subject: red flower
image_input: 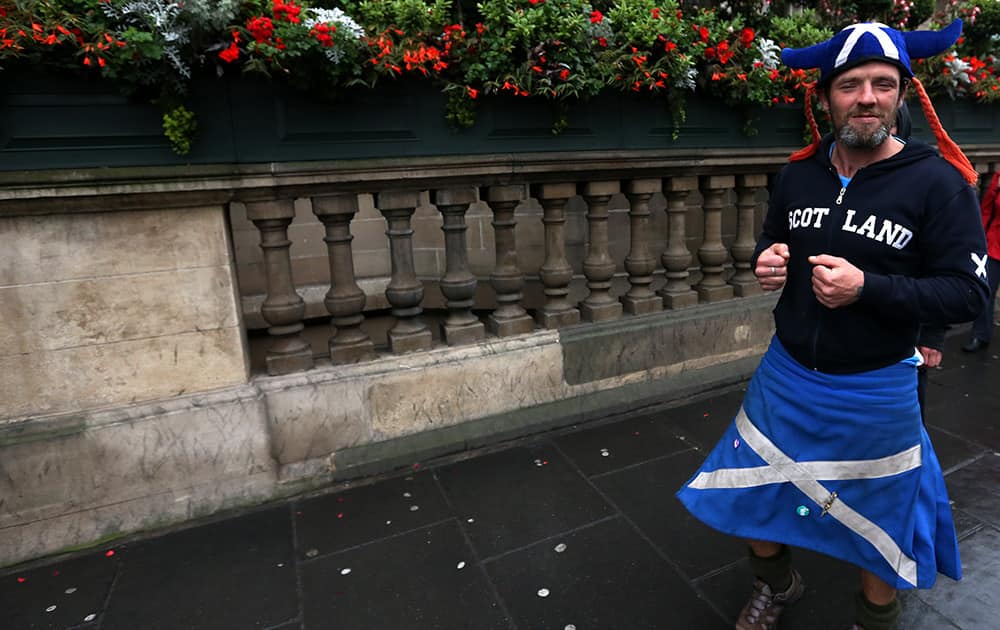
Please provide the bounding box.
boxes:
[740,27,755,48]
[247,16,274,44]
[529,0,544,5]
[476,22,485,35]
[651,8,661,19]
[664,41,677,53]
[467,87,479,99]
[704,47,715,59]
[559,68,570,80]
[590,10,603,23]
[717,41,734,64]
[272,0,301,23]
[698,26,709,43]
[597,36,607,48]
[531,65,543,73]
[218,42,240,63]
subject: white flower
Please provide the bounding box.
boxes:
[755,37,781,71]
[304,7,366,64]
[305,8,366,40]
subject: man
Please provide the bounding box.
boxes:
[960,169,1000,353]
[676,19,989,630]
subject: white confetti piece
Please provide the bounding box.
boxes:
[467,518,475,523]
[64,587,77,594]
[565,625,577,630]
[84,614,96,622]
[276,563,284,568]
[46,605,56,613]
[341,568,352,576]
[537,588,550,597]
[403,492,412,498]
[534,459,543,467]
[305,549,319,558]
[600,448,610,457]
[554,543,567,553]
[409,505,420,512]
[386,520,392,525]
[456,561,466,569]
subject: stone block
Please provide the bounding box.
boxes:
[1,327,247,420]
[0,386,277,566]
[0,266,239,355]
[0,207,230,286]
[368,333,564,441]
[258,371,371,465]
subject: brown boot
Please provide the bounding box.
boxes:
[735,569,804,630]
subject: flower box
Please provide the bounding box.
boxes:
[2,73,995,173]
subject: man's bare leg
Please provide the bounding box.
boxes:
[854,569,900,629]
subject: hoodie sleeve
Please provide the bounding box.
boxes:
[751,170,790,268]
[858,180,989,325]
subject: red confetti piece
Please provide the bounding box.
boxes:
[16,577,25,583]
[633,431,641,436]
[703,412,710,417]
[542,460,549,465]
[337,513,344,519]
[105,550,115,557]
[412,463,421,470]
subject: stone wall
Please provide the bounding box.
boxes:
[0,206,248,420]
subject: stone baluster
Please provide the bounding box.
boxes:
[621,179,663,315]
[376,191,432,353]
[433,187,485,345]
[532,182,581,328]
[696,175,736,302]
[580,180,623,322]
[244,198,314,375]
[659,176,699,309]
[485,185,535,337]
[730,174,767,297]
[311,193,375,364]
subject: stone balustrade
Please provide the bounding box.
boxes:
[3,146,999,568]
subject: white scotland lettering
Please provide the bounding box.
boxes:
[840,210,912,249]
[972,252,988,280]
[788,207,831,229]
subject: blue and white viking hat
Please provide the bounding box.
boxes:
[781,18,977,186]
[782,19,964,86]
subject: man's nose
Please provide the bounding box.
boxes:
[857,81,877,105]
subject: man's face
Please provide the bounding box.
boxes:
[822,62,904,150]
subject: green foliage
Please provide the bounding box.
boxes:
[3,0,998,151]
[768,10,834,50]
[162,104,197,155]
[961,1,1000,57]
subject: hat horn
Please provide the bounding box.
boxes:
[781,40,831,70]
[902,19,963,60]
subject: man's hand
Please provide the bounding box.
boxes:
[755,243,790,291]
[918,346,943,369]
[808,254,865,309]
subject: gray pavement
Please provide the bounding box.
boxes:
[2,332,998,629]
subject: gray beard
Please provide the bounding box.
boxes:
[838,122,890,150]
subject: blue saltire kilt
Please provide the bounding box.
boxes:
[676,337,960,589]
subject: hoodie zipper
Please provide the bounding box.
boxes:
[811,167,845,369]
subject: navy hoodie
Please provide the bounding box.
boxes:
[753,135,989,374]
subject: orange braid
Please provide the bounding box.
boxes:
[789,83,822,162]
[911,77,979,186]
